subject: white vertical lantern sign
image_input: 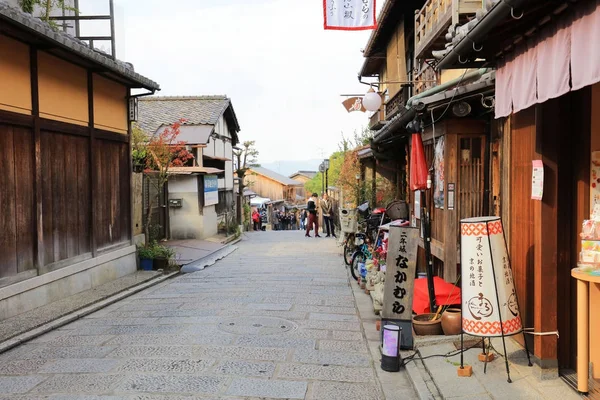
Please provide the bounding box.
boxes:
[459,216,532,382]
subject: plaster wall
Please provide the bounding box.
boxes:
[0,246,136,321]
[0,34,31,115]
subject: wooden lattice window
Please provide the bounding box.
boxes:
[458,136,486,220]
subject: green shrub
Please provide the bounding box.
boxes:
[137,245,156,259]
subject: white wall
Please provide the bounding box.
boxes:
[225,141,234,190]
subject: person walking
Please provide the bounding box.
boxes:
[305,193,320,237]
[300,209,306,230]
[272,209,280,231]
[252,209,261,231]
[291,212,298,230]
[320,193,336,238]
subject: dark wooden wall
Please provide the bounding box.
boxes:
[94,139,131,249]
[0,124,35,278]
[41,131,91,265]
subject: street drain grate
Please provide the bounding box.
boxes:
[218,317,298,335]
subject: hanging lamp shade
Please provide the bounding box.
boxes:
[410,133,428,191]
[363,89,382,112]
[460,216,523,337]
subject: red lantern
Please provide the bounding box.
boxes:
[410,133,428,191]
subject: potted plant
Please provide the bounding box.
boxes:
[132,148,147,173]
[137,245,155,271]
[153,244,175,270]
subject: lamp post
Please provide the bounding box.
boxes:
[319,162,325,195]
[323,159,330,195]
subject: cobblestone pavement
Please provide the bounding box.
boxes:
[0,231,416,399]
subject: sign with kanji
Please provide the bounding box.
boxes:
[342,97,367,113]
[460,217,523,337]
[382,226,418,320]
[323,0,377,31]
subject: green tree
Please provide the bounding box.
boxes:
[233,141,260,225]
[20,0,78,28]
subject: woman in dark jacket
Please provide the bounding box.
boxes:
[305,193,321,237]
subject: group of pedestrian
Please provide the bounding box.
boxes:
[305,192,336,238]
[271,210,300,231]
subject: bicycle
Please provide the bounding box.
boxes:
[350,232,372,281]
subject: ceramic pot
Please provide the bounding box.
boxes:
[413,313,443,336]
[441,308,462,335]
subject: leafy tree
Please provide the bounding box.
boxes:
[233,141,260,225]
[20,0,78,28]
[143,119,193,243]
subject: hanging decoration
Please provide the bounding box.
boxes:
[410,133,428,191]
[433,136,445,209]
[323,0,377,31]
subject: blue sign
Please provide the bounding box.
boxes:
[204,175,219,206]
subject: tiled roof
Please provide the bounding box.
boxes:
[250,167,303,186]
[290,171,317,179]
[0,1,159,90]
[137,96,238,135]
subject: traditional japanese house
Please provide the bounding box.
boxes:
[289,170,317,200]
[432,0,600,385]
[245,167,303,203]
[0,3,159,320]
[360,0,492,283]
[137,96,241,240]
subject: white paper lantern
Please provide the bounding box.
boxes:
[460,216,523,337]
[363,90,382,112]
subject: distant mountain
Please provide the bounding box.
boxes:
[259,159,323,177]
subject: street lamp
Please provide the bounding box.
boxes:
[362,87,382,112]
[323,159,330,195]
[319,162,325,195]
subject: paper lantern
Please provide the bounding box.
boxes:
[381,325,402,372]
[362,90,382,112]
[460,217,523,337]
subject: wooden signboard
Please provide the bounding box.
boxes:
[382,225,419,349]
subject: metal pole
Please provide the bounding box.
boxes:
[321,171,325,195]
[109,0,116,59]
[422,194,437,314]
[325,169,329,195]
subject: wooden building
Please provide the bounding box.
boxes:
[430,0,600,382]
[289,170,316,200]
[0,3,159,320]
[137,96,241,240]
[246,167,303,203]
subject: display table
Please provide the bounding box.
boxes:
[572,267,600,393]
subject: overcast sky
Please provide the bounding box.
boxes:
[95,0,382,163]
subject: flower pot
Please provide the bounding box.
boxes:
[413,313,443,336]
[133,163,144,173]
[441,308,462,335]
[140,258,153,271]
[153,257,169,270]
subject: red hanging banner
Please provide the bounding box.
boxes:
[410,133,428,191]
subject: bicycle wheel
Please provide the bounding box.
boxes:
[343,234,355,265]
[350,251,365,281]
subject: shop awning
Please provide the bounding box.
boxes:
[495,1,600,118]
[168,167,224,175]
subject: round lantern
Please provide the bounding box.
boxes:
[362,89,382,112]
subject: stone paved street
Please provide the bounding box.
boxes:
[0,231,416,399]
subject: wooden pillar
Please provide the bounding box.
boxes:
[30,46,43,272]
[577,278,589,393]
[127,92,134,246]
[533,103,558,364]
[371,159,377,207]
[443,133,458,282]
[88,72,97,256]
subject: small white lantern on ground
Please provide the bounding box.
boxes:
[381,324,402,372]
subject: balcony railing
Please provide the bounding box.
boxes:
[385,86,410,120]
[368,108,386,131]
[414,62,440,95]
[414,0,481,60]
